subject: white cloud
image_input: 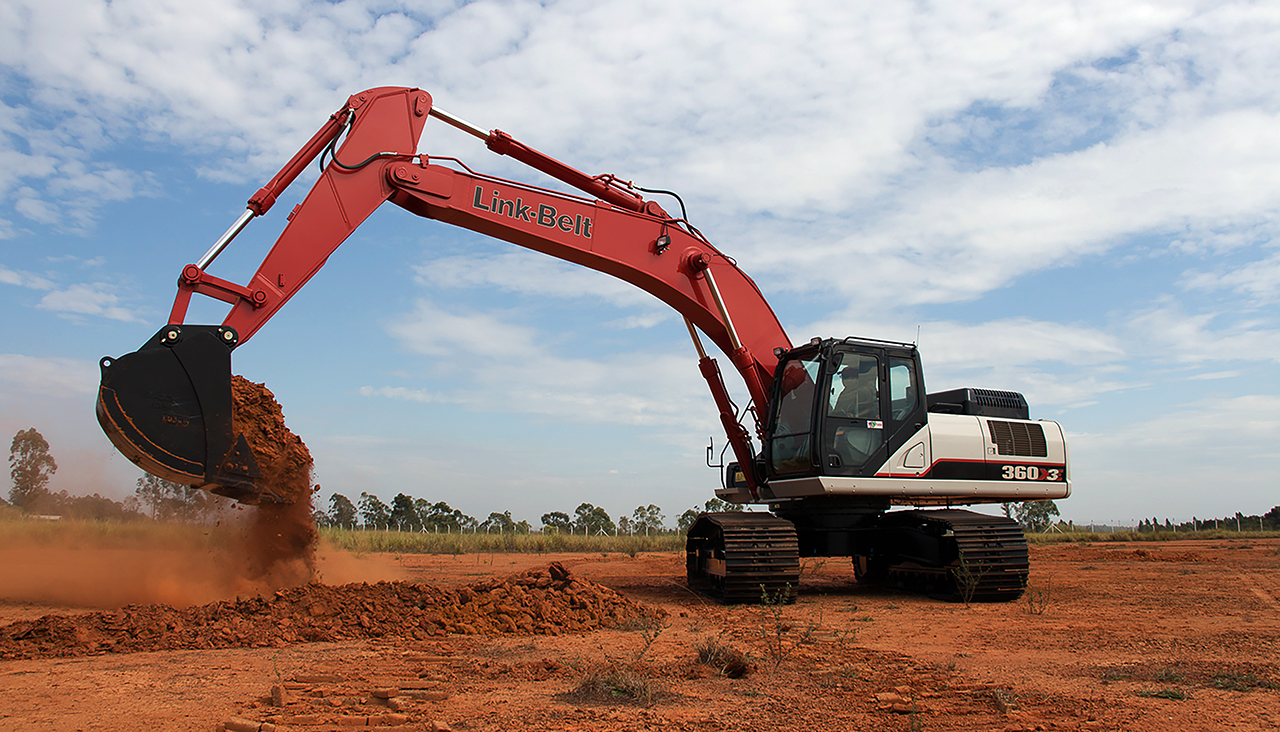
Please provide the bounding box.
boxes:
[3,0,1274,313]
[383,298,715,431]
[796,312,1133,408]
[358,385,453,404]
[2,263,145,323]
[0,354,98,397]
[1186,371,1240,381]
[0,0,1224,232]
[0,265,56,290]
[752,108,1280,306]
[1092,395,1280,451]
[36,283,144,322]
[1066,395,1280,520]
[13,189,60,224]
[413,250,656,310]
[1181,248,1280,305]
[1124,300,1280,365]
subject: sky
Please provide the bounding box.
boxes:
[1,0,1278,528]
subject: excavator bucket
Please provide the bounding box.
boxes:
[96,324,272,505]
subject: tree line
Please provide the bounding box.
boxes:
[10,428,1278,536]
[4,427,232,523]
[1135,509,1280,533]
[3,427,141,521]
[314,491,747,535]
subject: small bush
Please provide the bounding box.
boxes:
[571,664,659,706]
[1024,578,1051,615]
[695,637,751,678]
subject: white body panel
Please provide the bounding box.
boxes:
[719,414,1071,507]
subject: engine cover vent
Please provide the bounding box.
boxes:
[987,420,1048,458]
[927,387,1029,420]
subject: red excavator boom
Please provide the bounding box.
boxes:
[97,86,789,503]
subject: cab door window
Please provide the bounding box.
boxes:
[769,356,821,475]
[829,354,880,419]
[887,357,920,424]
[824,352,884,470]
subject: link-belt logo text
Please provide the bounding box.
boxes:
[472,186,593,238]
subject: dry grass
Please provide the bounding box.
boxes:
[320,527,683,555]
[1028,529,1280,545]
[0,511,685,556]
[0,509,234,552]
[695,636,752,678]
[568,664,661,706]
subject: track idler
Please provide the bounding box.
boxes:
[96,324,269,505]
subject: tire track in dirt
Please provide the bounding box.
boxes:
[1236,573,1280,613]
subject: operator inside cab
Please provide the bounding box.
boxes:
[827,354,882,468]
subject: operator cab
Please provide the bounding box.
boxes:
[764,338,927,480]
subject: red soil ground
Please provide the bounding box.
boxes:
[1,539,1278,731]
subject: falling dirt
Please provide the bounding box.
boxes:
[230,375,318,589]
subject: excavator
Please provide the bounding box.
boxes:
[96,86,1069,604]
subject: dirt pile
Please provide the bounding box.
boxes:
[230,375,317,588]
[0,563,660,660]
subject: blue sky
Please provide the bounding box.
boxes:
[2,0,1278,527]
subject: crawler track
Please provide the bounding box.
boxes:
[879,509,1029,602]
[686,513,800,604]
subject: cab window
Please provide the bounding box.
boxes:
[828,353,879,419]
[888,357,919,423]
[823,351,883,470]
[769,356,820,474]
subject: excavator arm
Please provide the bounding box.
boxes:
[97,86,791,503]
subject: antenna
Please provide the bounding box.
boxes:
[915,324,921,346]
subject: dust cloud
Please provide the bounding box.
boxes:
[0,376,376,615]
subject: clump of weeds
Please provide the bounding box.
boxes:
[950,556,986,606]
[1136,687,1189,700]
[1153,666,1184,684]
[796,601,826,645]
[695,636,752,678]
[564,614,671,706]
[757,584,796,675]
[569,664,659,706]
[620,615,668,664]
[801,557,828,576]
[1213,671,1279,692]
[1024,578,1052,615]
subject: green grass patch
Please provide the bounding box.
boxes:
[1213,672,1280,692]
[1136,688,1189,700]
